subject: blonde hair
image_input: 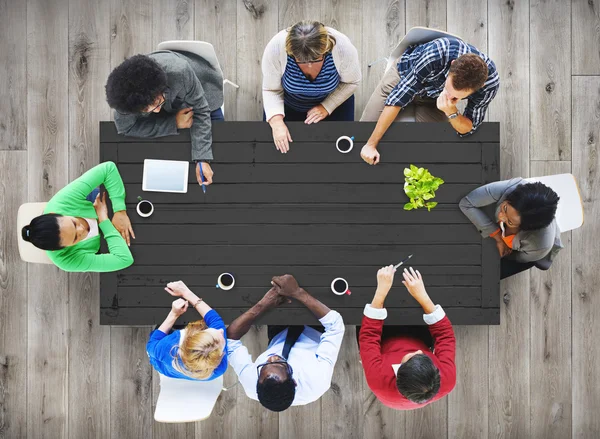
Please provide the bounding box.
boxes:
[285,21,336,62]
[171,320,224,380]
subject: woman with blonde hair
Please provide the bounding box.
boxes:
[146,281,227,380]
[262,20,361,153]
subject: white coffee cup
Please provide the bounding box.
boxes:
[336,136,354,154]
[216,272,235,290]
[331,277,351,295]
[136,199,154,217]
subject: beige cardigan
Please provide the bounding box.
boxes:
[261,27,362,121]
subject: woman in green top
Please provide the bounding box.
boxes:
[21,161,135,272]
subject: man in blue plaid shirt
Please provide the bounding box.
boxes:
[360,37,500,165]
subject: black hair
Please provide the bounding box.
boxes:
[505,182,559,231]
[256,376,296,412]
[21,213,64,251]
[105,54,168,114]
[396,354,440,404]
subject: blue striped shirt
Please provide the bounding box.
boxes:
[282,53,340,112]
[386,37,500,135]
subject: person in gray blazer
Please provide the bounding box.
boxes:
[105,51,224,187]
[459,178,562,279]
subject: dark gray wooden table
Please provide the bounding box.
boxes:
[99,121,500,325]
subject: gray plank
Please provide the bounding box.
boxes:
[105,286,482,309]
[67,0,112,437]
[110,328,154,439]
[117,265,482,287]
[115,141,485,164]
[447,0,487,48]
[128,224,480,244]
[26,0,70,437]
[530,0,571,160]
[362,388,405,439]
[195,0,237,119]
[194,367,238,439]
[487,0,532,437]
[100,119,501,142]
[0,152,28,439]
[321,326,363,439]
[572,76,600,437]
[101,307,500,326]
[128,244,481,266]
[0,0,27,150]
[529,160,572,439]
[404,398,448,439]
[110,0,153,65]
[572,0,600,75]
[448,326,488,438]
[406,0,446,30]
[278,0,320,29]
[235,0,278,120]
[124,204,471,225]
[361,0,404,123]
[279,403,321,439]
[152,0,194,48]
[122,183,481,204]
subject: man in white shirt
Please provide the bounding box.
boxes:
[226,274,345,412]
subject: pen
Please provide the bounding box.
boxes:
[394,254,413,269]
[197,162,207,194]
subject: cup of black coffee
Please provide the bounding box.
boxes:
[336,135,354,154]
[216,272,235,290]
[331,277,351,295]
[136,199,154,218]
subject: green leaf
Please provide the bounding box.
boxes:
[404,202,414,210]
[410,164,418,173]
[422,193,434,200]
[404,168,412,178]
[426,201,438,211]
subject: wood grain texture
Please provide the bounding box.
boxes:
[487,1,531,437]
[321,326,363,439]
[236,0,278,120]
[530,0,571,160]
[110,0,153,65]
[321,0,364,117]
[447,0,486,48]
[195,0,237,119]
[529,160,572,439]
[153,0,194,48]
[572,76,600,438]
[26,0,70,437]
[194,367,238,439]
[110,327,154,439]
[0,152,28,439]
[406,0,446,30]
[572,0,600,75]
[361,0,405,119]
[448,326,488,438]
[67,1,112,437]
[0,0,27,150]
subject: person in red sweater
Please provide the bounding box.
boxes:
[359,265,456,410]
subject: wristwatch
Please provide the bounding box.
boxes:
[447,111,460,120]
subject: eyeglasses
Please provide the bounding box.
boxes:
[257,359,294,377]
[142,95,166,114]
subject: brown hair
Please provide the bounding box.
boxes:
[285,21,336,62]
[448,53,488,91]
[171,320,224,380]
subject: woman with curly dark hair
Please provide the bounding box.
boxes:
[459,179,562,279]
[105,51,224,187]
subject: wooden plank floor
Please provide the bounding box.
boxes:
[0,0,598,437]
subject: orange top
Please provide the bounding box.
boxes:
[490,228,515,248]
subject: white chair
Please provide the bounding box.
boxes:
[369,26,463,73]
[17,202,53,264]
[525,173,584,232]
[154,373,224,423]
[157,40,239,117]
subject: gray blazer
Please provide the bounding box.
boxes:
[459,178,563,265]
[113,50,224,162]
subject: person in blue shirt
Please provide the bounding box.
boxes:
[146,281,227,381]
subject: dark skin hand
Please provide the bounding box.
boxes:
[271,274,330,319]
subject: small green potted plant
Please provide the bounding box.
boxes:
[403,164,444,211]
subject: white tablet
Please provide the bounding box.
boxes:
[142,159,189,193]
